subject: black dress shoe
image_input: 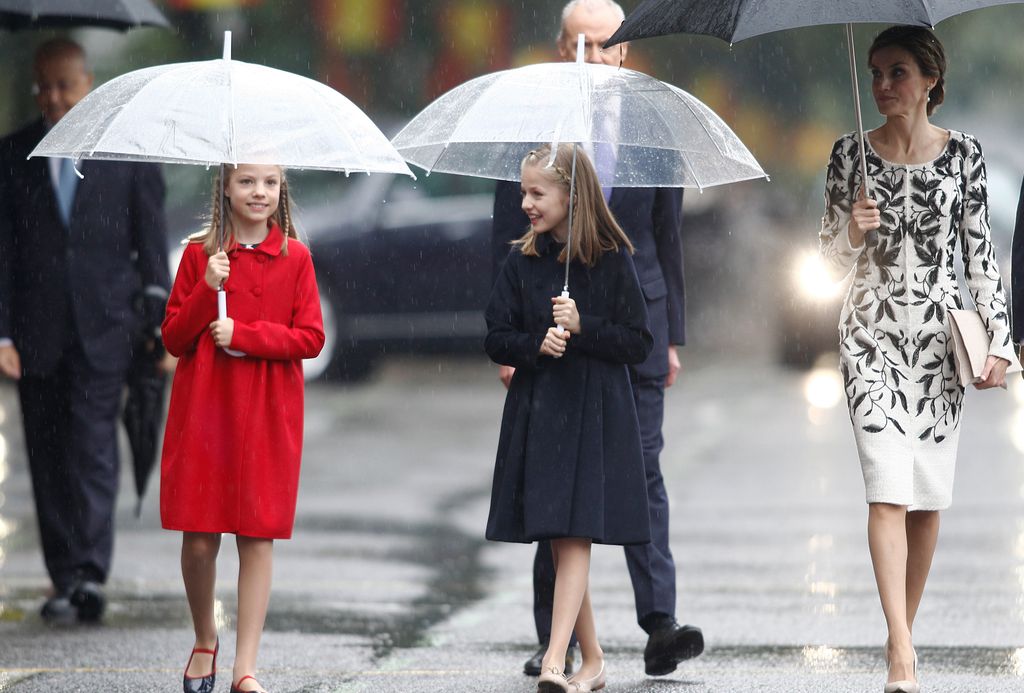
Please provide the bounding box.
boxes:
[644,620,704,676]
[40,593,77,625]
[524,643,576,677]
[70,581,106,622]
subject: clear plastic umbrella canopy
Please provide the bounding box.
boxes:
[391,45,766,189]
[32,32,413,177]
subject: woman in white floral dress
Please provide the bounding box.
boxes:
[819,26,1015,693]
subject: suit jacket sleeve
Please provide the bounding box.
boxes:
[572,251,654,365]
[653,186,686,345]
[162,243,219,356]
[491,179,528,286]
[230,250,326,360]
[1012,175,1024,344]
[484,253,545,369]
[130,163,171,335]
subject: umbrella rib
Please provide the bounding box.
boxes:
[302,79,370,173]
[90,68,173,158]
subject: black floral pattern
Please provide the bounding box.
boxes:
[819,131,1014,453]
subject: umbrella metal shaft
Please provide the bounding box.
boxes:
[846,23,870,197]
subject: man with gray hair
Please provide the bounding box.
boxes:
[0,38,169,624]
[491,0,703,679]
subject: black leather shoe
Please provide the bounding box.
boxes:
[40,593,77,625]
[70,581,106,622]
[524,643,576,677]
[644,620,704,676]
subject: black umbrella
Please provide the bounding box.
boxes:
[123,344,167,517]
[0,0,170,31]
[605,0,1024,191]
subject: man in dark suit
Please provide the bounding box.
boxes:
[1012,177,1024,350]
[0,38,169,623]
[491,0,703,678]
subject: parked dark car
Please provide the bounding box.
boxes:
[298,171,497,380]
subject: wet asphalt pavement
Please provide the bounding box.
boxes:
[2,353,1024,692]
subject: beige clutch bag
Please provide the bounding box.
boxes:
[948,309,1022,387]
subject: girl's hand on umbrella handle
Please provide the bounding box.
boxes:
[209,318,234,348]
[551,296,580,334]
[205,251,230,290]
[849,188,880,247]
[540,326,570,358]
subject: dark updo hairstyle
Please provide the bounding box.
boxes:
[868,25,947,116]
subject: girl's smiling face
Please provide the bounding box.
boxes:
[869,46,934,118]
[520,162,570,241]
[225,164,282,226]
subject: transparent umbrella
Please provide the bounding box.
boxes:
[32,31,413,353]
[392,35,766,312]
[392,36,765,191]
[32,31,412,176]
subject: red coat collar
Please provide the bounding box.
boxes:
[230,222,286,257]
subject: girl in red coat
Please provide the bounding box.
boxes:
[160,163,325,693]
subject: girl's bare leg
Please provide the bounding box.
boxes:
[868,503,915,683]
[570,586,604,680]
[181,532,221,677]
[232,536,274,691]
[542,538,592,674]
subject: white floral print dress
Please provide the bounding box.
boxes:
[819,130,1015,511]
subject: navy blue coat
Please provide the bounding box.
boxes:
[1011,175,1024,343]
[493,180,684,379]
[485,234,653,545]
[0,119,169,376]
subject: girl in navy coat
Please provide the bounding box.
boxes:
[486,143,653,693]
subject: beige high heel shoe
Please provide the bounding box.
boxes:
[884,648,919,693]
[568,659,606,691]
[537,666,570,693]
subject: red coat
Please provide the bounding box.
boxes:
[160,224,325,539]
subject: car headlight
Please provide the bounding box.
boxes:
[794,251,844,301]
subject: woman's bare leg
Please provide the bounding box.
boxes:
[868,503,915,683]
[905,510,940,630]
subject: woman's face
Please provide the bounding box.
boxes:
[225,164,282,226]
[520,162,570,241]
[869,46,935,118]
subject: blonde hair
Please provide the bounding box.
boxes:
[513,143,633,267]
[190,165,298,255]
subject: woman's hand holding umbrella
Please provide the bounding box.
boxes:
[849,188,881,247]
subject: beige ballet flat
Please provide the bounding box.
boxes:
[537,666,570,693]
[568,659,606,691]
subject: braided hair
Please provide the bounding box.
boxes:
[192,165,299,256]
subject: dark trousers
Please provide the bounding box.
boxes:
[533,374,676,642]
[18,341,125,592]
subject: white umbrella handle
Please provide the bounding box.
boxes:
[217,289,246,357]
[845,23,875,246]
[555,289,570,336]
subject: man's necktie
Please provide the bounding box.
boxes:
[56,158,78,226]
